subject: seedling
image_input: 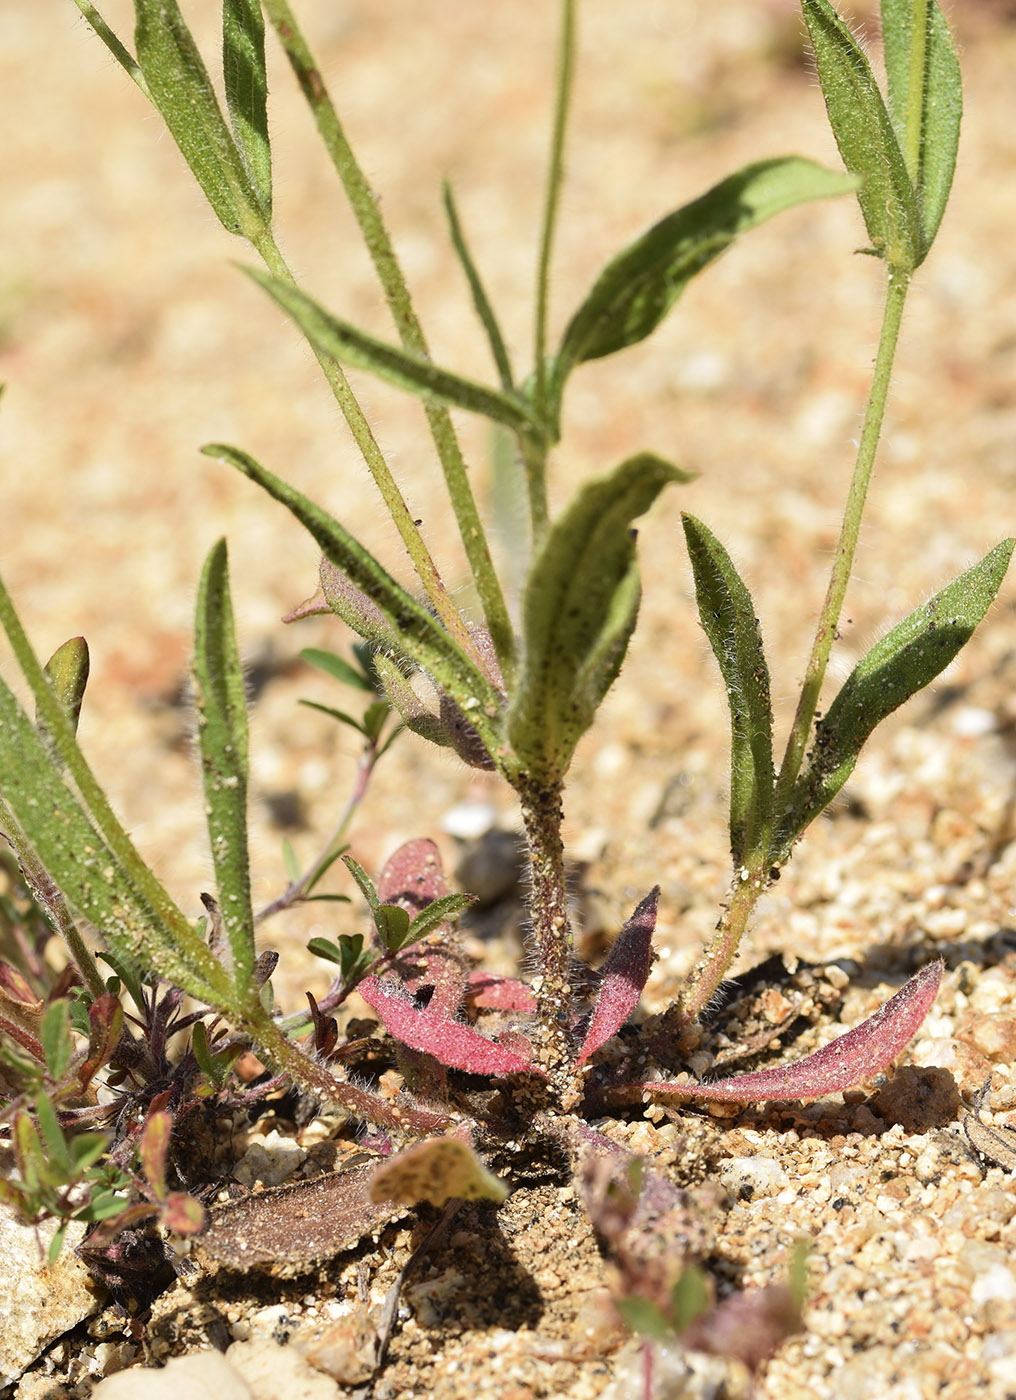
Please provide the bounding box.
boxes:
[0,0,1007,1373]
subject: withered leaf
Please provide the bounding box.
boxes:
[962,1081,1016,1174]
[198,1163,409,1274]
[369,1136,508,1208]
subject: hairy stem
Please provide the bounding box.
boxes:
[670,860,766,1027]
[520,779,574,1075]
[261,0,516,680]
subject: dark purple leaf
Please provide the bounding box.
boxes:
[576,888,659,1064]
[638,961,942,1103]
[360,975,542,1077]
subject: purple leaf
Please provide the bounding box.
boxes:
[683,1282,801,1374]
[466,971,537,1013]
[360,975,543,1077]
[576,888,659,1065]
[638,960,942,1103]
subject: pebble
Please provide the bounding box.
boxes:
[0,1212,98,1389]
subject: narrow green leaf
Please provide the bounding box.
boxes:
[222,0,272,220]
[442,180,515,391]
[298,699,368,735]
[48,1221,69,1266]
[882,0,961,259]
[69,1132,110,1172]
[615,1295,674,1342]
[71,1,148,91]
[35,1091,72,1177]
[509,452,690,782]
[240,266,542,436]
[95,950,146,1016]
[682,514,775,864]
[341,854,411,950]
[552,157,857,393]
[40,1000,73,1082]
[780,539,1014,855]
[194,540,254,989]
[205,443,506,765]
[301,647,374,692]
[802,0,919,270]
[14,1111,46,1192]
[405,892,476,942]
[134,0,264,237]
[42,638,89,736]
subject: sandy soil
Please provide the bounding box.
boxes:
[4,2,1016,1397]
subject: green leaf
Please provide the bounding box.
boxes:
[133,0,265,238]
[191,1020,216,1083]
[301,647,374,693]
[340,855,410,950]
[222,0,272,220]
[307,932,367,981]
[881,0,962,259]
[71,2,148,91]
[614,1295,674,1342]
[40,1000,73,1082]
[406,892,476,942]
[779,539,1014,856]
[205,442,507,765]
[552,157,857,395]
[281,837,302,884]
[682,514,775,865]
[298,699,367,735]
[508,452,690,783]
[670,1264,711,1332]
[239,267,542,437]
[95,950,146,1016]
[47,1221,69,1265]
[194,540,254,990]
[802,0,919,270]
[42,638,89,736]
[442,180,515,391]
[35,1091,72,1177]
[69,1132,110,1173]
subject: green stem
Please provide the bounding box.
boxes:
[533,0,577,436]
[772,268,911,819]
[520,433,550,542]
[672,863,765,1026]
[251,229,479,665]
[261,0,516,680]
[903,0,930,184]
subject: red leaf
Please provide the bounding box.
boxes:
[638,961,942,1103]
[0,961,40,1009]
[360,975,543,1077]
[377,838,447,913]
[576,888,659,1065]
[466,972,537,1013]
[139,1109,172,1200]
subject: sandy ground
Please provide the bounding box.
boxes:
[5,2,1016,1396]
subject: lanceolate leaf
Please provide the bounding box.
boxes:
[803,0,919,270]
[205,442,507,763]
[41,638,89,735]
[637,961,942,1103]
[134,0,264,238]
[683,515,774,865]
[222,0,272,220]
[509,452,689,783]
[576,888,659,1065]
[551,156,856,397]
[359,976,542,1077]
[193,540,254,988]
[241,267,542,436]
[778,538,1014,857]
[881,0,962,259]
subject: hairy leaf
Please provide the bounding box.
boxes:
[552,156,856,395]
[369,1136,508,1207]
[241,267,542,436]
[466,972,537,1014]
[509,452,689,782]
[359,976,541,1076]
[802,0,919,269]
[639,961,942,1102]
[882,0,962,259]
[683,515,774,864]
[779,539,1014,856]
[576,888,659,1064]
[194,540,254,988]
[222,0,272,220]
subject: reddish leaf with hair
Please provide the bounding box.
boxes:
[359,975,543,1076]
[377,838,448,913]
[626,960,942,1103]
[466,971,537,1013]
[576,887,659,1065]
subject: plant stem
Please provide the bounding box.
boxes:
[671,861,766,1026]
[519,780,574,1075]
[533,0,577,443]
[261,0,516,680]
[772,268,911,818]
[903,0,930,184]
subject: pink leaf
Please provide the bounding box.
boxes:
[402,946,469,1019]
[360,975,544,1077]
[377,838,448,913]
[466,971,537,1013]
[576,888,659,1065]
[637,960,942,1103]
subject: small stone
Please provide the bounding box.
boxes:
[297,1308,378,1384]
[232,1130,307,1188]
[0,1211,99,1389]
[871,1066,960,1133]
[226,1336,340,1400]
[719,1156,789,1200]
[91,1351,252,1399]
